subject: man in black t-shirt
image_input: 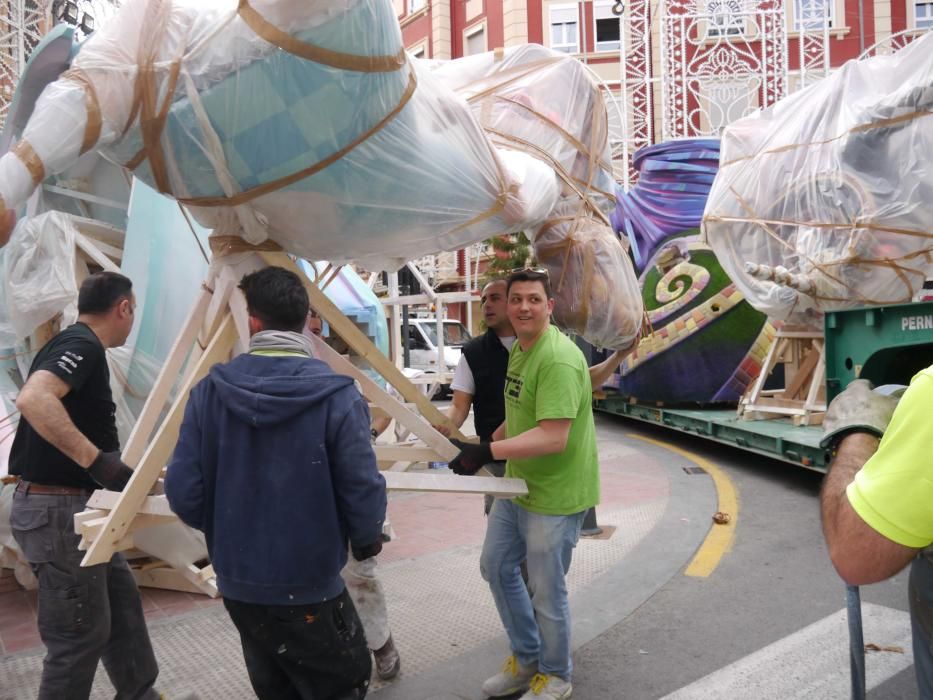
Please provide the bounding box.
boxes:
[10,271,161,700]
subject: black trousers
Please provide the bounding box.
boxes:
[224,588,371,700]
[11,491,159,700]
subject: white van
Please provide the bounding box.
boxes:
[404,319,472,389]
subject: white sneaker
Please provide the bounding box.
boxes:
[519,673,573,699]
[482,655,538,698]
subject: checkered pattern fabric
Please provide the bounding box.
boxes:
[109,0,408,200]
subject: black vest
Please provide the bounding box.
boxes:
[462,329,511,442]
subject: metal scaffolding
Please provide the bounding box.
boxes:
[0,0,120,129]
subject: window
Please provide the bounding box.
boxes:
[794,0,834,30]
[549,4,580,53]
[406,326,428,350]
[706,0,743,36]
[594,1,622,52]
[420,322,472,347]
[464,25,486,55]
[410,43,427,58]
[916,1,933,27]
[408,0,425,11]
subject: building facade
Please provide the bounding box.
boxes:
[394,0,930,183]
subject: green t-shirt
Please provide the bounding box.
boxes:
[504,325,600,515]
[846,365,933,548]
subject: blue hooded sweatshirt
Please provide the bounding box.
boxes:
[165,353,387,606]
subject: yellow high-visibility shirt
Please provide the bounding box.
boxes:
[847,365,933,548]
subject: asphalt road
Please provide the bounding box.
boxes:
[573,413,917,700]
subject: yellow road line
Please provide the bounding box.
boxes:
[626,433,738,578]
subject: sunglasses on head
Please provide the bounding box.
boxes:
[518,266,549,278]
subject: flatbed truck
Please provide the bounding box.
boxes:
[594,301,933,472]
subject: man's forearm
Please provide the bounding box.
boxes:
[17,392,98,468]
[490,426,567,460]
[589,349,627,388]
[820,432,879,544]
[446,401,471,430]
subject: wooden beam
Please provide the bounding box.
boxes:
[80,237,123,263]
[121,285,213,468]
[69,215,126,246]
[86,492,176,517]
[373,445,444,463]
[45,184,128,211]
[133,565,217,597]
[75,233,121,273]
[82,314,236,567]
[383,471,527,497]
[783,341,821,400]
[266,253,463,440]
[308,333,460,458]
[78,513,175,544]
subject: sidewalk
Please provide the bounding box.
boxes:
[0,416,716,700]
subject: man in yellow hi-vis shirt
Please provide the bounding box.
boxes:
[821,369,933,697]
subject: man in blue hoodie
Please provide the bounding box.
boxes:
[165,266,387,700]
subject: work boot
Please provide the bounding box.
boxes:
[519,673,572,699]
[482,655,538,697]
[373,635,401,680]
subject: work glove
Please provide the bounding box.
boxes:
[820,379,902,450]
[87,450,134,491]
[352,540,383,561]
[448,439,493,476]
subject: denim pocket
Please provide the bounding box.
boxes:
[10,505,52,563]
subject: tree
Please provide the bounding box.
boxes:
[484,232,533,282]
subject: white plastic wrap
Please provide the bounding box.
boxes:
[533,200,643,350]
[432,44,616,212]
[2,211,78,340]
[703,33,933,324]
[0,0,567,270]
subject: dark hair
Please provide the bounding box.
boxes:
[77,271,133,315]
[238,266,310,332]
[506,268,552,299]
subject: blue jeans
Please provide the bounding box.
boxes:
[910,553,933,699]
[480,499,585,681]
[11,490,159,700]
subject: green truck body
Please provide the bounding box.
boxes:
[595,301,933,472]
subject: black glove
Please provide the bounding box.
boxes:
[449,439,493,476]
[87,451,134,492]
[352,540,383,561]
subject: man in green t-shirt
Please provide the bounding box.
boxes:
[821,369,933,698]
[448,268,599,700]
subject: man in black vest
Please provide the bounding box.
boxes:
[438,279,516,512]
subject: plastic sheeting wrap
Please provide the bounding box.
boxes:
[534,200,643,350]
[432,44,616,209]
[0,0,560,270]
[431,45,641,348]
[703,33,933,325]
[2,211,78,340]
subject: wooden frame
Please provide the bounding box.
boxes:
[76,247,526,592]
[738,326,826,426]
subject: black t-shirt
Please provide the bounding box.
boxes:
[10,322,118,488]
